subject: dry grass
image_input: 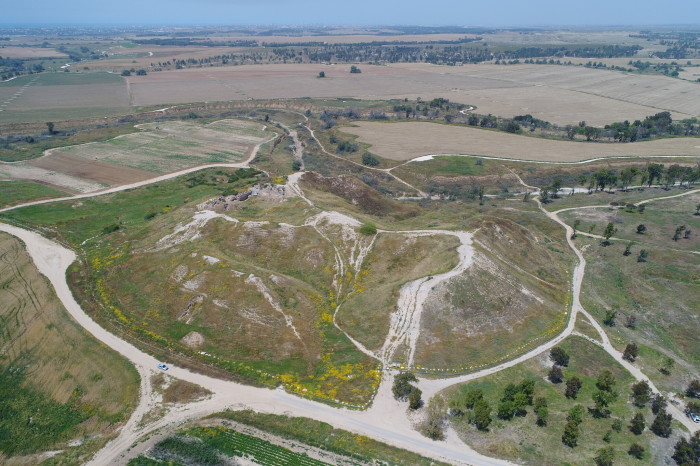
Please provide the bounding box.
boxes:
[342,121,700,162]
[414,213,573,370]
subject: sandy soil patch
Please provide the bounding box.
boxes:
[30,153,156,186]
[343,121,700,162]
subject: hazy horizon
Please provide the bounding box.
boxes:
[4,0,700,28]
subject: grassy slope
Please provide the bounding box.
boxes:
[0,232,139,463]
[445,336,680,465]
[338,233,461,350]
[0,169,381,405]
[414,208,574,370]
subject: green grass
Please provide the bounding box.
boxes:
[210,410,449,465]
[576,234,700,392]
[0,369,88,457]
[0,180,66,207]
[445,336,661,465]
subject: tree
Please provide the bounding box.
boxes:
[136,69,147,76]
[672,432,700,465]
[362,152,380,166]
[562,420,580,447]
[45,121,55,134]
[497,401,515,420]
[572,219,581,239]
[603,430,612,443]
[549,365,564,384]
[630,380,651,407]
[473,399,492,431]
[673,226,683,241]
[687,379,700,398]
[630,412,646,435]
[651,394,667,414]
[623,242,633,256]
[628,442,645,459]
[568,404,585,424]
[539,186,550,203]
[350,65,362,74]
[534,397,548,426]
[318,71,326,78]
[636,224,647,234]
[566,377,583,399]
[650,410,673,437]
[392,372,417,399]
[612,419,623,432]
[595,446,615,466]
[625,315,637,329]
[550,347,570,366]
[637,249,649,263]
[603,222,617,245]
[551,178,562,198]
[659,356,674,374]
[597,371,617,391]
[603,310,617,327]
[696,203,700,216]
[409,388,422,410]
[121,69,131,76]
[593,389,618,416]
[623,343,639,362]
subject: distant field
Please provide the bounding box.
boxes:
[0,72,129,123]
[392,63,700,120]
[343,121,700,162]
[0,46,67,58]
[0,119,273,192]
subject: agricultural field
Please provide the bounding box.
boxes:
[0,118,275,193]
[0,232,139,464]
[0,180,67,208]
[0,72,130,123]
[341,121,700,162]
[443,336,678,465]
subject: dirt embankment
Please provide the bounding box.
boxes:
[302,172,420,218]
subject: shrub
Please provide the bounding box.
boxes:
[595,446,615,466]
[362,152,380,166]
[359,223,377,235]
[628,442,645,459]
[392,372,417,400]
[548,365,564,384]
[408,388,422,410]
[650,410,673,437]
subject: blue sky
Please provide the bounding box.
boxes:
[4,0,700,26]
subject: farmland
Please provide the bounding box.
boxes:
[0,118,275,193]
[342,121,700,162]
[0,232,139,464]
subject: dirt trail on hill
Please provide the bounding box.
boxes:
[379,230,474,367]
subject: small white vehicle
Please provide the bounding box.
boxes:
[689,412,700,423]
[157,363,169,371]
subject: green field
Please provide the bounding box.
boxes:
[210,410,449,465]
[0,180,66,207]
